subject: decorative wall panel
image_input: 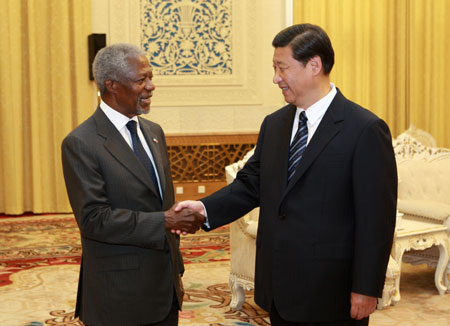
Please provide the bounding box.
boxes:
[141,0,232,75]
[137,0,263,107]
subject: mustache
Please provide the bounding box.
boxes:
[138,91,153,101]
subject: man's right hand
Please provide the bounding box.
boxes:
[164,202,205,234]
[174,200,205,215]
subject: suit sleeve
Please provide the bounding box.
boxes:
[200,118,267,230]
[351,119,397,297]
[61,133,167,250]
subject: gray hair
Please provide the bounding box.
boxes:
[93,43,147,94]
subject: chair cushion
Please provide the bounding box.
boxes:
[398,159,450,205]
[398,199,450,223]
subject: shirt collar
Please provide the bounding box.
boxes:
[99,100,138,131]
[297,82,337,125]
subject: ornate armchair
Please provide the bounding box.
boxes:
[225,147,257,310]
[393,132,450,280]
[379,129,450,308]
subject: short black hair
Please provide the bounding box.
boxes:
[272,24,334,75]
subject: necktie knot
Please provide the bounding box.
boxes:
[299,111,307,124]
[126,120,138,135]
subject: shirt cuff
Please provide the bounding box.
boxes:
[199,201,210,228]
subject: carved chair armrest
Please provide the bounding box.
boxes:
[244,220,258,238]
[233,215,258,239]
[398,199,450,225]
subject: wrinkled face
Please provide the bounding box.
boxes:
[115,55,155,118]
[272,46,313,108]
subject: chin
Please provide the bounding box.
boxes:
[284,98,295,105]
[136,106,150,115]
[282,94,293,103]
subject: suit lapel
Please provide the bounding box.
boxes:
[139,117,167,195]
[278,105,298,190]
[283,91,346,196]
[93,108,160,196]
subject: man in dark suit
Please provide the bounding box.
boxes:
[62,43,205,326]
[176,24,397,325]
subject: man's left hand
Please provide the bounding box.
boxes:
[350,292,377,320]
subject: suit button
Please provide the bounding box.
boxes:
[279,214,286,219]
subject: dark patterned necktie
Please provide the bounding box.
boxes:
[126,120,160,194]
[287,111,308,182]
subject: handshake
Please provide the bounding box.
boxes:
[164,201,206,234]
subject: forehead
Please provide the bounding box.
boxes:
[273,46,295,64]
[126,55,152,75]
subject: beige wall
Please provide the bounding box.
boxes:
[91,0,288,134]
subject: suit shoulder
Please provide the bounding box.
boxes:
[139,116,165,135]
[265,103,294,121]
[345,99,381,123]
[342,100,393,142]
[339,100,390,138]
[63,115,97,141]
[331,90,391,136]
[139,116,162,129]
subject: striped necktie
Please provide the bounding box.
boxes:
[287,111,308,182]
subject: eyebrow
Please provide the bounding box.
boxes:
[137,71,153,78]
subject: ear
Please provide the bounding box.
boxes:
[104,79,117,94]
[309,56,323,76]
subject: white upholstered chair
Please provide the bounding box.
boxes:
[225,147,257,310]
[379,130,450,308]
[393,132,450,279]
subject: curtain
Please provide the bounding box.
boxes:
[0,0,94,214]
[408,0,450,148]
[293,0,450,147]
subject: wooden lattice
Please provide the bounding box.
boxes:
[166,134,257,183]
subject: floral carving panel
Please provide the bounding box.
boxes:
[141,0,232,75]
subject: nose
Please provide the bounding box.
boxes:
[273,71,281,84]
[145,78,155,91]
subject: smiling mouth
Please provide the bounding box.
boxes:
[139,92,152,102]
[139,96,151,107]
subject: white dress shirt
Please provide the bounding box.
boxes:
[290,83,337,145]
[100,101,163,198]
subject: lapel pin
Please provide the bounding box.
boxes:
[153,137,158,144]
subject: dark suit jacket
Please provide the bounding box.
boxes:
[201,90,397,323]
[62,108,183,326]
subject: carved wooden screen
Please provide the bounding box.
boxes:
[165,134,257,199]
[166,134,257,182]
